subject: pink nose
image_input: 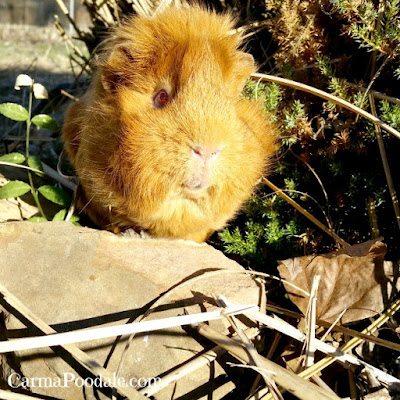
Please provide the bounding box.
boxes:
[184,147,221,191]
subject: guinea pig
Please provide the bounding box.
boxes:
[62,5,277,243]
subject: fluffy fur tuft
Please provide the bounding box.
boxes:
[62,5,277,242]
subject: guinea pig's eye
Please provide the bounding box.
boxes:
[153,89,170,109]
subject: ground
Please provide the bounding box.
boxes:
[0,23,78,103]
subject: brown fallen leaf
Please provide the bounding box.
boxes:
[278,240,399,324]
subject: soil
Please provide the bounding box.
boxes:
[0,23,88,135]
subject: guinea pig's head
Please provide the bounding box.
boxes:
[94,6,269,220]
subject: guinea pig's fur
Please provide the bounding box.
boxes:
[62,5,277,242]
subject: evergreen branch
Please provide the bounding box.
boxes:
[251,73,400,140]
[262,178,350,248]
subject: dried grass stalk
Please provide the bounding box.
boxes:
[195,323,341,400]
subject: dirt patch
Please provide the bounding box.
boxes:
[0,24,89,150]
[0,24,87,102]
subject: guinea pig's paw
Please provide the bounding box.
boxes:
[139,230,152,239]
[117,228,152,239]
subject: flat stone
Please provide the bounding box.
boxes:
[0,221,261,399]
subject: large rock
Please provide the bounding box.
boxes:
[0,221,262,399]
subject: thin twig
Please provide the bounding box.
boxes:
[54,0,86,41]
[304,275,320,368]
[219,297,283,400]
[289,149,332,229]
[348,84,400,106]
[355,52,394,123]
[3,136,55,142]
[369,93,400,233]
[298,298,400,382]
[266,188,332,230]
[195,323,341,400]
[265,302,400,353]
[263,177,350,248]
[320,308,347,342]
[140,328,260,397]
[366,196,380,238]
[0,161,46,176]
[0,304,258,353]
[25,82,46,219]
[245,269,310,296]
[243,310,400,385]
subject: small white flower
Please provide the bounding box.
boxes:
[33,83,48,100]
[14,74,33,90]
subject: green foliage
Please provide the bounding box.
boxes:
[31,114,59,130]
[52,209,80,225]
[219,224,261,257]
[242,79,282,114]
[284,100,305,129]
[28,216,48,222]
[218,0,400,266]
[0,103,29,121]
[38,185,71,207]
[0,153,26,164]
[0,181,31,199]
[316,55,335,79]
[0,74,77,222]
[219,180,303,265]
[27,155,44,176]
[331,0,400,55]
[263,83,282,113]
[380,100,400,130]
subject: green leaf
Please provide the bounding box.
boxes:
[0,103,29,121]
[0,180,31,199]
[38,185,71,206]
[69,214,80,223]
[28,216,47,223]
[0,152,25,164]
[52,209,67,221]
[31,114,58,130]
[52,209,80,222]
[27,155,44,175]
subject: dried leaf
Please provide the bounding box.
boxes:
[278,240,397,324]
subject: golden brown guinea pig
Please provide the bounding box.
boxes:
[62,6,277,243]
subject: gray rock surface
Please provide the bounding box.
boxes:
[0,221,262,399]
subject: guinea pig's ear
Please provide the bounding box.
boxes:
[100,45,135,92]
[234,51,256,95]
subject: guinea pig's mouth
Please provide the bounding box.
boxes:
[181,183,210,198]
